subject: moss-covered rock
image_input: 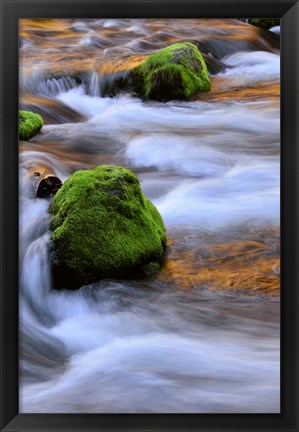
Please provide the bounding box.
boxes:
[131,42,211,101]
[19,110,44,141]
[49,165,167,288]
[248,19,280,30]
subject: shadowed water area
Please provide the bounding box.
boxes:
[19,19,280,413]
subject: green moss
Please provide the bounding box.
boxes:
[49,165,167,288]
[131,42,211,101]
[248,18,280,30]
[19,110,44,141]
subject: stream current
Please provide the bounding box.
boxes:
[19,19,280,413]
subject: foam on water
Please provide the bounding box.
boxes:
[58,88,279,136]
[219,51,280,85]
[21,328,279,413]
[57,86,112,117]
[269,26,280,35]
[126,135,232,177]
[154,160,279,227]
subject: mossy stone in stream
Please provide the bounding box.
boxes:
[49,165,167,288]
[131,42,211,101]
[19,110,44,141]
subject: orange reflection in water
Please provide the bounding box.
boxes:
[160,228,280,296]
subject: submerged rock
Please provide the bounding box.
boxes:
[130,42,211,101]
[19,110,44,141]
[19,98,86,125]
[49,165,167,289]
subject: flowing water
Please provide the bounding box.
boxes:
[19,19,280,413]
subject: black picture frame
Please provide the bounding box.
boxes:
[1,0,298,431]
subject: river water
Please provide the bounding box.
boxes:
[19,19,280,413]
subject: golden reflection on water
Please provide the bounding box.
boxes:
[160,228,280,296]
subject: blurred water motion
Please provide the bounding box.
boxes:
[19,19,280,413]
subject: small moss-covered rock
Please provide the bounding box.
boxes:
[248,19,280,30]
[19,110,44,141]
[131,42,211,101]
[49,165,167,288]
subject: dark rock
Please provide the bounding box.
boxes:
[33,171,62,198]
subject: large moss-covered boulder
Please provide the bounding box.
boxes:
[19,110,44,141]
[49,165,167,288]
[131,42,211,101]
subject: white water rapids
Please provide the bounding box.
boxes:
[19,19,280,413]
